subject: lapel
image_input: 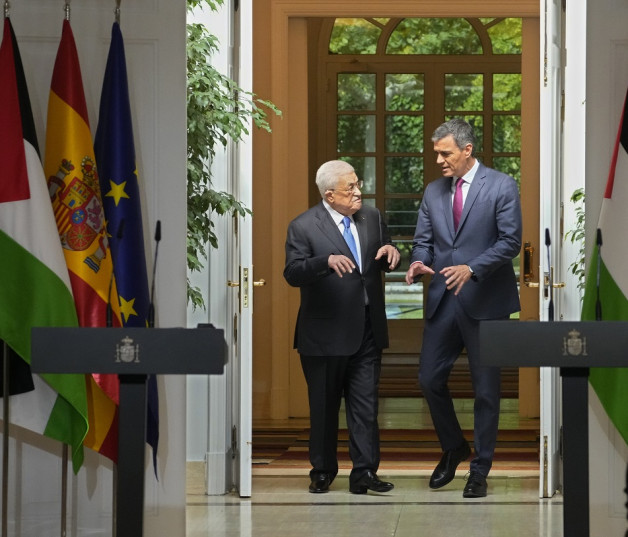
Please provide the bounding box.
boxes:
[439,178,457,237]
[354,210,368,270]
[313,202,355,261]
[457,165,486,233]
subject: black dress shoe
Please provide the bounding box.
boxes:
[349,470,394,494]
[429,440,471,489]
[309,474,331,493]
[463,471,487,498]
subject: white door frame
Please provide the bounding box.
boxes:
[192,0,253,497]
[233,0,254,497]
[538,0,563,499]
[539,0,587,499]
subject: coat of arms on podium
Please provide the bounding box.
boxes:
[562,329,588,356]
[116,336,140,363]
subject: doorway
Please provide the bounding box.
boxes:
[250,1,541,449]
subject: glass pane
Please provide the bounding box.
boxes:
[387,18,483,55]
[330,18,381,55]
[340,156,376,194]
[487,18,522,54]
[493,74,521,111]
[444,115,484,152]
[493,115,521,152]
[493,156,521,186]
[338,73,376,111]
[385,198,420,237]
[385,280,424,319]
[385,157,423,193]
[386,74,425,111]
[337,115,376,152]
[385,115,423,153]
[445,74,483,111]
[385,239,422,319]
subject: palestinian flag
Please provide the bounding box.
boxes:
[0,17,88,472]
[582,87,628,446]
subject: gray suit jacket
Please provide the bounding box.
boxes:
[410,163,522,320]
[284,202,397,356]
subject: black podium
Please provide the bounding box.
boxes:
[480,320,628,537]
[30,326,227,537]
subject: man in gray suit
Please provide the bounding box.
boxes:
[405,119,522,498]
[284,160,400,494]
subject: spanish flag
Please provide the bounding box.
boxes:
[44,19,120,462]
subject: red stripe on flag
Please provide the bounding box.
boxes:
[605,92,627,200]
[68,271,120,329]
[0,18,29,203]
[97,408,119,463]
[49,20,90,127]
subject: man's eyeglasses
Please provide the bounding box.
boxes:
[329,180,364,194]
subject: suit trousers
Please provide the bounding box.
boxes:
[419,290,503,476]
[300,314,382,482]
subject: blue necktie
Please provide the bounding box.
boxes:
[342,216,360,269]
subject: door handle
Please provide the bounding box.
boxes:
[253,279,266,287]
[523,241,539,287]
[227,281,240,287]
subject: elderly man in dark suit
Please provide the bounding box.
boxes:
[405,118,522,498]
[284,159,400,494]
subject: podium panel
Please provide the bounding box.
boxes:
[479,320,628,368]
[31,326,226,374]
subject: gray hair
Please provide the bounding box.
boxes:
[432,118,476,156]
[315,160,355,197]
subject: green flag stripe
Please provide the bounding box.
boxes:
[582,249,628,446]
[0,230,88,471]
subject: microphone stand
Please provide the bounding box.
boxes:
[148,220,161,328]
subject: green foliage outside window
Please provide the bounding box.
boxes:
[186,0,281,310]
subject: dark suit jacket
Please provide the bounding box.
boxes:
[284,202,397,356]
[411,162,522,320]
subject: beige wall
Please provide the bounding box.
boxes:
[252,0,541,420]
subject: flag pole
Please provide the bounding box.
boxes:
[2,341,10,537]
[61,446,68,537]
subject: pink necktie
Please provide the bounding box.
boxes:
[453,177,464,230]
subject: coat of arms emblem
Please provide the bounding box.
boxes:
[116,336,140,363]
[562,329,587,356]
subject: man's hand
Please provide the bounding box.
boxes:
[405,261,434,285]
[440,264,472,295]
[328,254,356,277]
[375,245,401,271]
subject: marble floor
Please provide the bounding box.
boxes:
[186,398,564,536]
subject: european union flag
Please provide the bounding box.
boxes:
[95,21,159,476]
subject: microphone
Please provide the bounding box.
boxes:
[147,220,161,328]
[106,219,125,327]
[596,228,603,321]
[545,228,554,322]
